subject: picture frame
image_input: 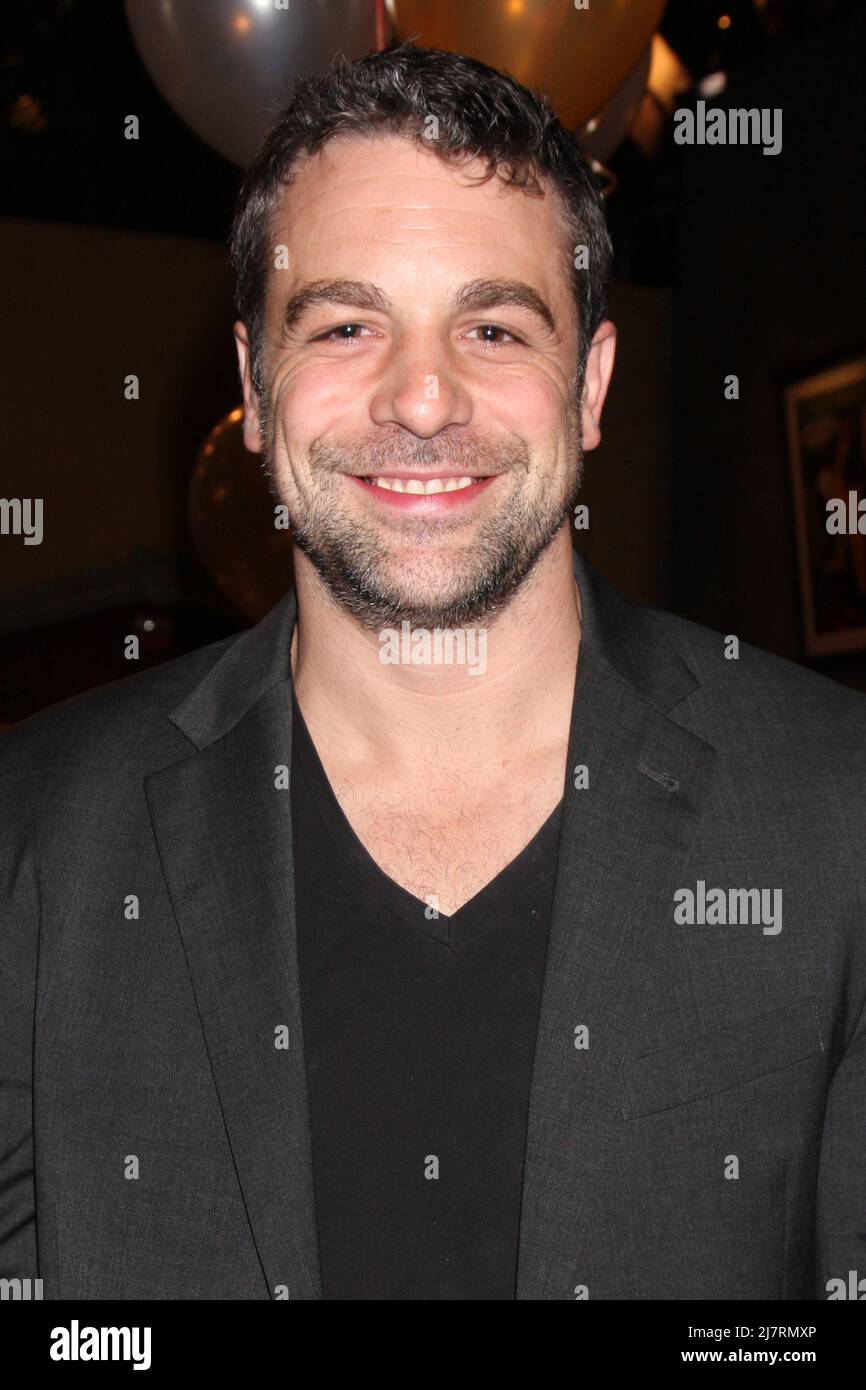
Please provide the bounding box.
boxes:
[785,354,866,656]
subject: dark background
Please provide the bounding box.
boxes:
[1,0,865,722]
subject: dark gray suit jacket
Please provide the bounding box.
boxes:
[2,550,865,1300]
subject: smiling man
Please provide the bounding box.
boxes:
[1,43,865,1303]
[230,71,615,926]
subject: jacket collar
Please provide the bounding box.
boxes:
[168,546,699,751]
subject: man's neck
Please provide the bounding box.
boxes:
[289,526,582,782]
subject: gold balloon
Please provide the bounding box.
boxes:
[189,407,294,623]
[579,42,652,161]
[388,0,666,130]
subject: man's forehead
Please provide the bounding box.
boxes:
[265,131,573,308]
[271,129,567,237]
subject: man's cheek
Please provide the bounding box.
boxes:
[279,359,355,418]
[494,373,565,434]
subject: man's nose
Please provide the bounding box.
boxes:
[368,334,473,438]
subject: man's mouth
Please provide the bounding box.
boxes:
[347,471,498,509]
[360,474,487,495]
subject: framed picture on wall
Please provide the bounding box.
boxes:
[785,354,866,656]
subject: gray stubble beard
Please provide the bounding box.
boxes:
[255,372,584,632]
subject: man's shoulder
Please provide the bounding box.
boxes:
[645,602,866,762]
[0,628,243,785]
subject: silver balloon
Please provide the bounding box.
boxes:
[125,0,381,168]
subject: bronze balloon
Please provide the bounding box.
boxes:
[579,43,652,162]
[189,407,294,623]
[387,0,666,131]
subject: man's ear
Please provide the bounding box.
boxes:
[233,321,264,455]
[579,319,617,453]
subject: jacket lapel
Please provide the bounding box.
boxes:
[516,551,717,1298]
[145,588,323,1300]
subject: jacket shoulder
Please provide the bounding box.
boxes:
[647,604,866,757]
[0,630,243,785]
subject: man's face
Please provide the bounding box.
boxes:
[235,132,613,630]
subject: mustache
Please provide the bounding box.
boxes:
[308,435,531,475]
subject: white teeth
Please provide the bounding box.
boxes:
[366,475,480,494]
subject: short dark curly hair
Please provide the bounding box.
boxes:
[229,41,613,395]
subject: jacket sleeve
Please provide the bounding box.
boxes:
[815,985,866,1298]
[0,736,39,1279]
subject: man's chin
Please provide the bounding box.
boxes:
[330,582,499,634]
[290,492,574,632]
[302,553,515,631]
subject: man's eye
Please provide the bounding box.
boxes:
[312,324,370,344]
[310,323,523,348]
[466,325,522,347]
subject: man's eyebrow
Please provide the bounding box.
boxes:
[280,276,558,338]
[449,279,557,336]
[280,280,392,335]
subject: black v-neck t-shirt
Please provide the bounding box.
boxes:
[290,685,563,1300]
